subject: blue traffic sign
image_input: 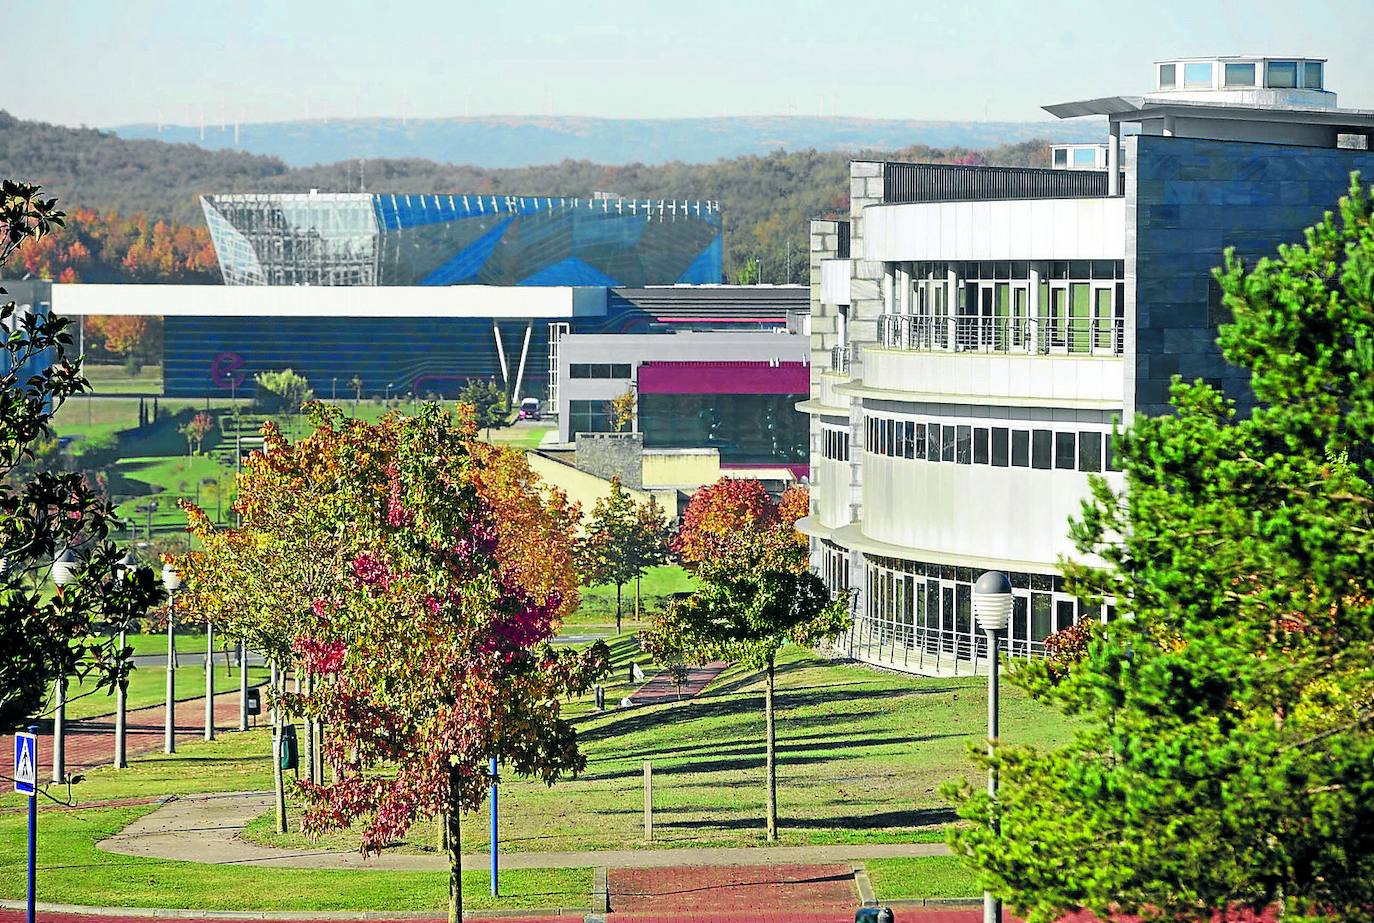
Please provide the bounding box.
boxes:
[14,732,37,796]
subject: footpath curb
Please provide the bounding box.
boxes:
[0,900,590,920]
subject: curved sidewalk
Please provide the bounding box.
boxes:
[98,790,951,872]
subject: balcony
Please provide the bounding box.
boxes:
[830,345,851,374]
[882,162,1119,204]
[877,313,1124,357]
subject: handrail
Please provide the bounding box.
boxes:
[876,313,1124,356]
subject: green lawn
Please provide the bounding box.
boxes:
[0,805,590,912]
[82,362,163,394]
[866,856,980,900]
[59,660,270,722]
[567,565,696,629]
[242,643,1076,855]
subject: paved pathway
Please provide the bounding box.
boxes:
[98,791,950,872]
[626,663,728,706]
[0,687,263,778]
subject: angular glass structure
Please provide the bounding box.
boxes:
[201,193,722,287]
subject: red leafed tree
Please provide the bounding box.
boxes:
[233,403,608,923]
[675,477,780,565]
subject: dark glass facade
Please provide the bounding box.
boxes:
[638,393,808,465]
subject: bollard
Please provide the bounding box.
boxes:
[643,760,653,841]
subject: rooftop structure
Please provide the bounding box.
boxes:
[201,191,722,287]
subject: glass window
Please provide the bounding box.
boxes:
[955,425,971,464]
[1158,63,1176,89]
[991,427,1009,467]
[1056,600,1076,632]
[973,427,989,465]
[594,363,613,378]
[900,420,915,459]
[1105,432,1121,472]
[1184,62,1213,88]
[611,363,631,378]
[1304,61,1322,89]
[1032,429,1052,470]
[1078,431,1102,472]
[1055,431,1076,470]
[1031,594,1053,642]
[913,421,926,460]
[1011,430,1030,467]
[637,392,808,465]
[1224,62,1256,87]
[1053,147,1068,167]
[887,419,896,456]
[1072,147,1098,167]
[928,423,942,463]
[570,363,591,379]
[1266,60,1298,89]
[942,425,956,463]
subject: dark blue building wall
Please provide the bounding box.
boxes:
[1130,135,1374,417]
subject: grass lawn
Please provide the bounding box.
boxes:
[59,660,271,722]
[242,642,1076,855]
[567,565,696,630]
[0,804,590,912]
[866,856,980,900]
[82,362,163,395]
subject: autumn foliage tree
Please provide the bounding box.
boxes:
[577,478,671,633]
[178,402,607,923]
[10,205,217,284]
[643,479,845,840]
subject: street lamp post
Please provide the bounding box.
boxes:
[204,616,215,741]
[112,550,138,769]
[972,570,1013,923]
[161,563,182,754]
[51,549,81,783]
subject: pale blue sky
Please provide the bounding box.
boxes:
[11,0,1374,126]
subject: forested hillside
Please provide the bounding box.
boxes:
[0,111,1051,284]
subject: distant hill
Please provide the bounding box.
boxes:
[1,111,1089,284]
[108,115,1103,170]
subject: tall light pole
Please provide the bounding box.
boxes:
[161,563,182,754]
[972,570,1013,923]
[51,549,81,783]
[112,549,138,769]
[204,614,215,741]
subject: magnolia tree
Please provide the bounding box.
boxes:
[183,403,607,922]
[947,178,1374,922]
[642,479,845,840]
[0,181,162,731]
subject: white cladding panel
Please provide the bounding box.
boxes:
[863,350,1126,406]
[51,284,609,318]
[821,259,852,305]
[861,450,1123,568]
[816,453,852,529]
[862,197,1126,262]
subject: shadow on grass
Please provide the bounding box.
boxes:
[652,807,959,832]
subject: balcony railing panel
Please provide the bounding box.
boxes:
[877,313,1124,356]
[883,162,1120,204]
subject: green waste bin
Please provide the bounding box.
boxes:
[277,724,299,772]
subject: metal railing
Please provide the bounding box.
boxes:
[830,345,851,374]
[877,313,1124,356]
[882,162,1118,204]
[841,613,1049,675]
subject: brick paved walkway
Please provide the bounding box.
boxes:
[606,863,857,921]
[0,686,262,779]
[628,662,728,706]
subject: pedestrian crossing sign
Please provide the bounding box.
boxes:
[14,732,36,795]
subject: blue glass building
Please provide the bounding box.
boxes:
[201,192,722,288]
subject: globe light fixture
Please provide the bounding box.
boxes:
[972,569,1012,923]
[52,548,81,587]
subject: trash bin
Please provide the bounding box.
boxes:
[246,687,262,717]
[855,908,894,923]
[277,724,299,772]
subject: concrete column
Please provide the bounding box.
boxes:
[895,262,911,315]
[1029,262,1043,353]
[1163,114,1176,137]
[1107,120,1121,197]
[881,263,895,315]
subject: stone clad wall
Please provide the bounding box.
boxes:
[575,432,643,489]
[1129,135,1374,417]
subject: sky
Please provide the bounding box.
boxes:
[8,0,1374,127]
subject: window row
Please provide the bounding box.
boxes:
[864,415,1121,473]
[820,541,850,595]
[1158,59,1322,91]
[569,363,632,379]
[821,428,850,461]
[567,399,615,438]
[900,260,1125,283]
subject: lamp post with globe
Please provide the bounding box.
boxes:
[50,549,81,783]
[972,570,1013,923]
[111,549,138,768]
[161,563,182,753]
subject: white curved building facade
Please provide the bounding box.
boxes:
[803,56,1374,675]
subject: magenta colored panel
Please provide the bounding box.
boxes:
[636,361,809,395]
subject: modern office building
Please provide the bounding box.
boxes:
[201,192,722,287]
[48,282,803,401]
[800,55,1374,675]
[556,323,810,475]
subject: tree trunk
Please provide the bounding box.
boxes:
[446,770,463,923]
[635,574,641,621]
[303,672,316,785]
[615,582,623,634]
[273,665,287,834]
[765,656,778,842]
